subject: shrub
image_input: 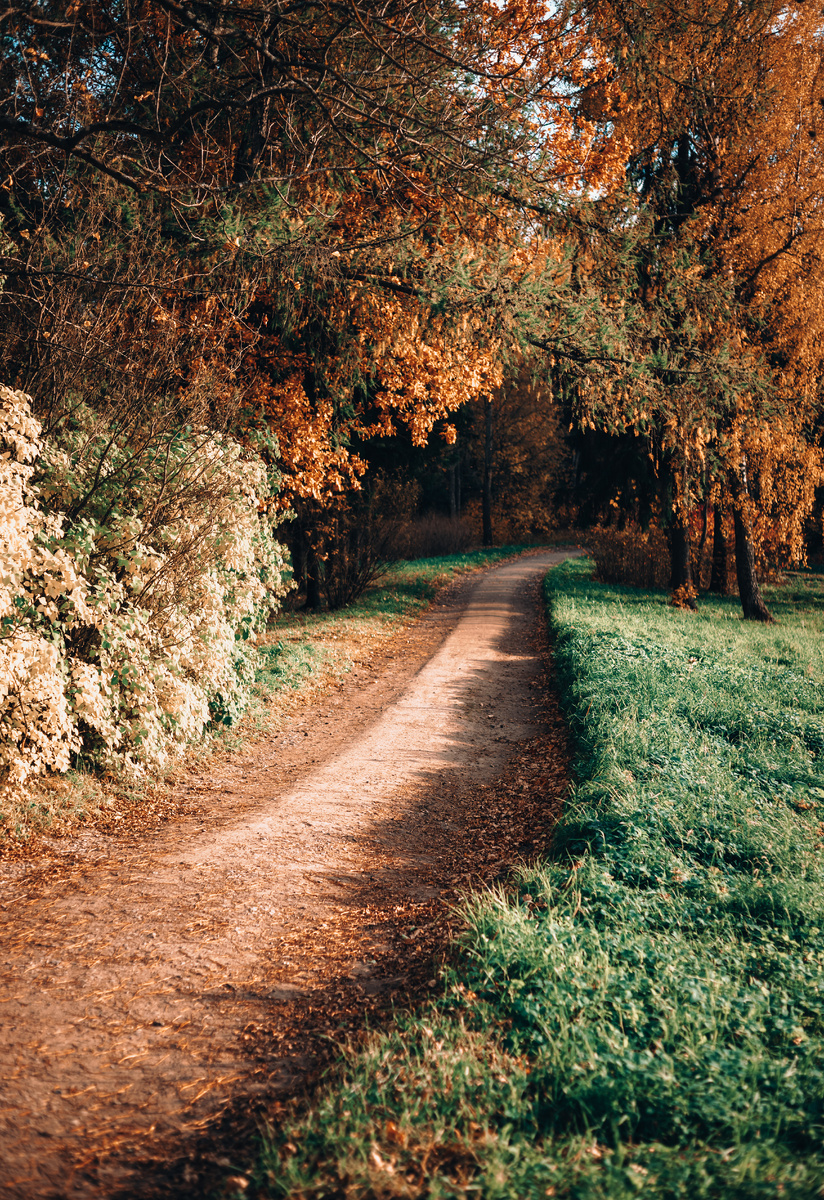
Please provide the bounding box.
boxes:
[0,386,287,794]
[319,475,421,609]
[287,475,423,610]
[393,512,475,559]
[589,524,670,589]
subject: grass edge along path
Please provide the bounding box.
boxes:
[247,547,542,735]
[245,558,824,1200]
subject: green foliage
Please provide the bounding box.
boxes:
[249,560,824,1199]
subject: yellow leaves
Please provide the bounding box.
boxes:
[722,406,823,566]
[1,387,290,792]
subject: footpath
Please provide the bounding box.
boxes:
[0,551,573,1198]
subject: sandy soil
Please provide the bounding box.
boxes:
[0,551,575,1199]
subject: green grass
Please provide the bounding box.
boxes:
[245,560,824,1200]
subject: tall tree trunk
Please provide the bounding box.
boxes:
[482,397,493,547]
[232,97,270,186]
[292,530,306,596]
[709,505,730,594]
[732,508,773,622]
[305,544,322,611]
[448,462,457,520]
[729,462,774,622]
[696,469,710,587]
[669,516,697,606]
[232,49,273,186]
[664,457,696,605]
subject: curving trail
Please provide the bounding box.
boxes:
[0,551,574,1198]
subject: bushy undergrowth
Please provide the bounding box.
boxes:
[392,514,475,560]
[250,559,824,1199]
[589,524,671,589]
[0,386,287,797]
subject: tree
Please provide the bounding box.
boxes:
[0,0,631,515]
[568,0,824,618]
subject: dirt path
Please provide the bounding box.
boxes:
[0,551,574,1199]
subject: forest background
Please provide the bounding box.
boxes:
[2,0,824,797]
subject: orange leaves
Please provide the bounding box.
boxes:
[721,414,824,568]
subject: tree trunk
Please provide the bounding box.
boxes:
[305,544,322,611]
[448,462,457,520]
[232,50,273,186]
[669,516,697,606]
[291,529,306,596]
[696,477,710,586]
[732,507,773,622]
[728,460,774,622]
[232,99,270,186]
[482,397,493,547]
[709,505,730,594]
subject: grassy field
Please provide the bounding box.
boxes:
[3,548,529,847]
[246,561,824,1199]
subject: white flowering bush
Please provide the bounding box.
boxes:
[0,385,287,795]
